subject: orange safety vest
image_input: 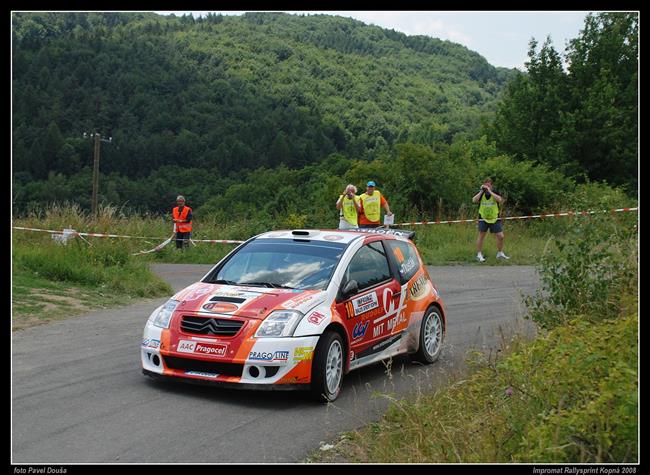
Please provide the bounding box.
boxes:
[173,206,192,233]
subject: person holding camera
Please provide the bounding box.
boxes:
[336,184,362,229]
[472,178,509,262]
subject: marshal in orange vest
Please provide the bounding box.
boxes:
[172,205,192,233]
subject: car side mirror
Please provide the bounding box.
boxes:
[340,279,359,300]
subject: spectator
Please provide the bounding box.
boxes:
[358,181,392,228]
[336,184,362,229]
[472,178,509,262]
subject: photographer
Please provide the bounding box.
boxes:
[336,184,362,229]
[472,178,509,262]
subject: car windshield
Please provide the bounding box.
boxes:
[204,239,346,291]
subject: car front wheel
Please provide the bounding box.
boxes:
[310,331,344,402]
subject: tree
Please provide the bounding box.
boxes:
[488,37,570,170]
[562,12,638,190]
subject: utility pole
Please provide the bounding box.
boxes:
[83,132,112,218]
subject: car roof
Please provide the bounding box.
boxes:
[254,228,415,244]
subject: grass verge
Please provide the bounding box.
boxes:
[12,237,172,331]
[308,305,638,463]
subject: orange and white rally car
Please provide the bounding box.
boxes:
[141,228,446,401]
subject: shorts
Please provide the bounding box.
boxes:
[338,218,357,230]
[478,219,503,233]
[358,223,380,229]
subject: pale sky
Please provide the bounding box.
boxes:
[154,10,596,70]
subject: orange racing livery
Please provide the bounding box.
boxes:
[141,228,446,402]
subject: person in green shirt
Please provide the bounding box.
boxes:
[472,178,509,262]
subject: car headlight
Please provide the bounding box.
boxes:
[151,299,180,329]
[254,310,304,338]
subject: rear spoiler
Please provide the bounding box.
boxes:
[354,228,416,241]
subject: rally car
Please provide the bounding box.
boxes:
[141,228,446,402]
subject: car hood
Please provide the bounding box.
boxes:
[172,282,326,319]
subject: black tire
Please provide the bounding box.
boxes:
[310,331,345,402]
[410,306,444,364]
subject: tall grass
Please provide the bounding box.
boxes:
[14,202,570,266]
[323,309,637,463]
[13,238,172,298]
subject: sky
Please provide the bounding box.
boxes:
[154,10,595,70]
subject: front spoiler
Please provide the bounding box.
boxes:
[142,369,309,391]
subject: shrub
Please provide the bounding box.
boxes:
[524,213,637,330]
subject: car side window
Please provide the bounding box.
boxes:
[344,241,392,292]
[385,240,420,283]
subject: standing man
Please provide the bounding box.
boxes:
[336,184,362,229]
[358,181,392,229]
[472,178,509,262]
[172,195,192,250]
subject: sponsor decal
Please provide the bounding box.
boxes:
[409,274,430,301]
[371,333,402,353]
[211,290,248,298]
[307,311,326,325]
[350,350,355,361]
[283,293,317,309]
[352,292,379,316]
[184,286,212,301]
[294,346,315,362]
[372,312,407,338]
[185,371,219,378]
[400,257,417,276]
[249,350,290,362]
[352,321,369,340]
[141,338,160,349]
[202,302,239,313]
[323,234,343,241]
[177,340,228,357]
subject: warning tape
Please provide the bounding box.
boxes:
[13,226,244,244]
[398,207,638,227]
[13,227,161,240]
[13,226,244,255]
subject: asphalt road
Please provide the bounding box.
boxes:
[12,263,539,463]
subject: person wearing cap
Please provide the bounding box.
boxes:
[358,181,392,228]
[172,195,192,249]
[336,184,362,229]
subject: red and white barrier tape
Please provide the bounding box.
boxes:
[13,227,160,240]
[398,207,638,227]
[13,226,244,243]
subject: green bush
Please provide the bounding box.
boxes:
[525,214,637,329]
[478,154,575,215]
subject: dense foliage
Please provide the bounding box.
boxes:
[12,11,514,214]
[486,13,638,191]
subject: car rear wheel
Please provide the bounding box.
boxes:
[310,331,344,402]
[410,306,444,364]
